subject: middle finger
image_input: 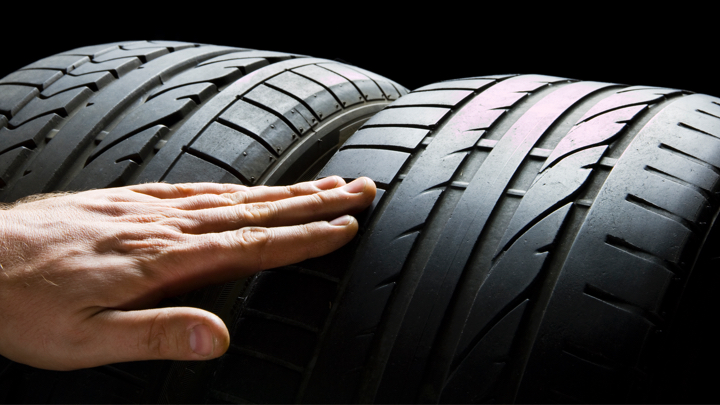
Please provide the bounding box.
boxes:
[174,177,375,234]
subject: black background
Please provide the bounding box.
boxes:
[2,8,716,97]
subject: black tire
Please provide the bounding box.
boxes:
[0,40,407,403]
[210,74,720,403]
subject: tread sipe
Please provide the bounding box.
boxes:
[209,74,720,403]
[0,40,406,403]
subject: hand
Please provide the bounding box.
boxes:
[0,176,375,370]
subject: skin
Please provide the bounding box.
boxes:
[0,176,376,371]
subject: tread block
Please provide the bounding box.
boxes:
[497,146,606,253]
[612,201,691,263]
[198,50,295,66]
[387,89,472,107]
[343,127,429,150]
[292,64,364,107]
[590,242,673,314]
[162,152,240,184]
[317,148,410,187]
[93,47,170,63]
[579,86,681,122]
[188,121,274,184]
[69,57,142,78]
[0,147,32,188]
[662,124,720,169]
[0,116,5,130]
[363,106,450,127]
[247,271,336,329]
[0,69,63,90]
[67,126,166,190]
[218,99,297,154]
[347,64,405,99]
[266,71,341,121]
[9,87,92,127]
[541,105,646,171]
[149,58,268,99]
[0,84,39,117]
[415,78,497,92]
[439,301,528,404]
[242,85,315,135]
[3,45,237,200]
[317,63,385,101]
[679,106,720,138]
[61,43,120,58]
[0,114,61,154]
[234,316,317,367]
[41,71,114,97]
[456,204,571,369]
[122,40,195,51]
[632,168,707,223]
[649,148,720,192]
[21,55,89,73]
[90,83,215,161]
[573,295,653,365]
[212,353,301,404]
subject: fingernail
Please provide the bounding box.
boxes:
[314,176,339,190]
[330,215,353,226]
[189,324,214,357]
[342,178,366,194]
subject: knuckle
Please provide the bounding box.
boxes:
[145,311,174,358]
[233,226,270,247]
[242,202,276,224]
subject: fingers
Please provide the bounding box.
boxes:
[127,182,252,199]
[65,307,230,368]
[162,176,347,211]
[154,215,359,292]
[176,177,375,234]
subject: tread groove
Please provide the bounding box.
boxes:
[181,147,247,183]
[644,165,713,200]
[659,142,720,173]
[583,283,662,327]
[96,365,148,388]
[228,344,304,373]
[263,81,321,122]
[625,193,697,233]
[240,94,302,140]
[216,114,279,157]
[604,234,680,275]
[243,308,320,333]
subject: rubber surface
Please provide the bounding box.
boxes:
[0,40,407,403]
[208,74,720,403]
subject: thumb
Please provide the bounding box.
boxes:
[84,307,230,366]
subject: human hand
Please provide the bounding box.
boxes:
[0,176,375,371]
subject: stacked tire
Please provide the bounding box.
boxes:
[0,41,718,403]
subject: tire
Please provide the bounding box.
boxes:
[209,74,720,403]
[0,40,407,403]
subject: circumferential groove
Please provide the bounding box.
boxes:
[340,143,416,153]
[361,123,439,130]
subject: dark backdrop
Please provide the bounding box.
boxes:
[2,8,716,97]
